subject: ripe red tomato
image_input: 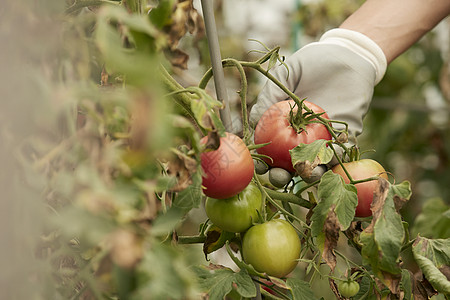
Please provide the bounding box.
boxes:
[200,132,254,199]
[242,219,301,278]
[332,159,388,217]
[254,100,331,172]
[205,183,262,233]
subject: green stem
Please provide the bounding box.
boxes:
[160,65,207,135]
[334,250,368,276]
[198,67,214,89]
[253,176,309,232]
[177,235,206,244]
[401,238,416,252]
[351,176,380,185]
[65,0,118,14]
[342,231,362,254]
[295,180,321,196]
[329,143,355,183]
[255,279,290,300]
[264,188,312,209]
[198,59,253,141]
[246,63,304,106]
[223,59,251,142]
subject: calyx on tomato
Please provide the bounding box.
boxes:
[200,132,254,199]
[332,159,388,217]
[254,100,331,173]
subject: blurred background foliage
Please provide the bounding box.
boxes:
[1,0,449,299]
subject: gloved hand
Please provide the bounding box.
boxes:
[250,28,387,143]
[249,28,387,182]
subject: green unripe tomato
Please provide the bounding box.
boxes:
[268,167,293,188]
[338,280,360,298]
[242,219,301,278]
[254,159,269,175]
[205,183,262,233]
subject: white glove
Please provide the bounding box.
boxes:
[250,28,387,143]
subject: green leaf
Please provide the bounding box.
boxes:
[413,197,450,239]
[224,242,267,278]
[203,227,235,256]
[290,140,334,172]
[233,270,258,298]
[152,172,202,236]
[286,278,317,300]
[95,6,165,85]
[400,269,413,300]
[390,180,412,200]
[312,171,358,271]
[373,200,404,272]
[151,206,186,236]
[149,0,175,28]
[192,265,257,299]
[267,51,279,72]
[186,87,224,133]
[412,236,450,294]
[353,276,372,299]
[360,180,410,280]
[312,171,358,237]
[134,244,195,299]
[172,171,203,210]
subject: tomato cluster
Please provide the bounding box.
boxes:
[200,130,301,277]
[199,99,389,281]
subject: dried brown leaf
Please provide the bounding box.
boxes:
[167,149,197,192]
[364,178,390,234]
[322,208,340,272]
[413,271,439,299]
[203,131,220,151]
[165,48,189,70]
[294,156,320,180]
[108,229,143,269]
[328,278,342,300]
[167,1,191,49]
[380,271,401,295]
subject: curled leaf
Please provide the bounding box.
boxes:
[290,139,333,179]
[412,236,450,294]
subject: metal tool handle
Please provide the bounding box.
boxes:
[200,0,233,132]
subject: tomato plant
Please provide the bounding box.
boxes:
[332,159,388,217]
[338,280,360,298]
[205,183,262,233]
[200,132,254,199]
[14,1,448,299]
[241,219,301,278]
[254,100,332,172]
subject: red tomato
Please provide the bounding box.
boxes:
[332,159,388,217]
[200,132,254,199]
[254,100,331,172]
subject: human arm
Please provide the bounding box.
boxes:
[340,0,450,64]
[250,0,450,139]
